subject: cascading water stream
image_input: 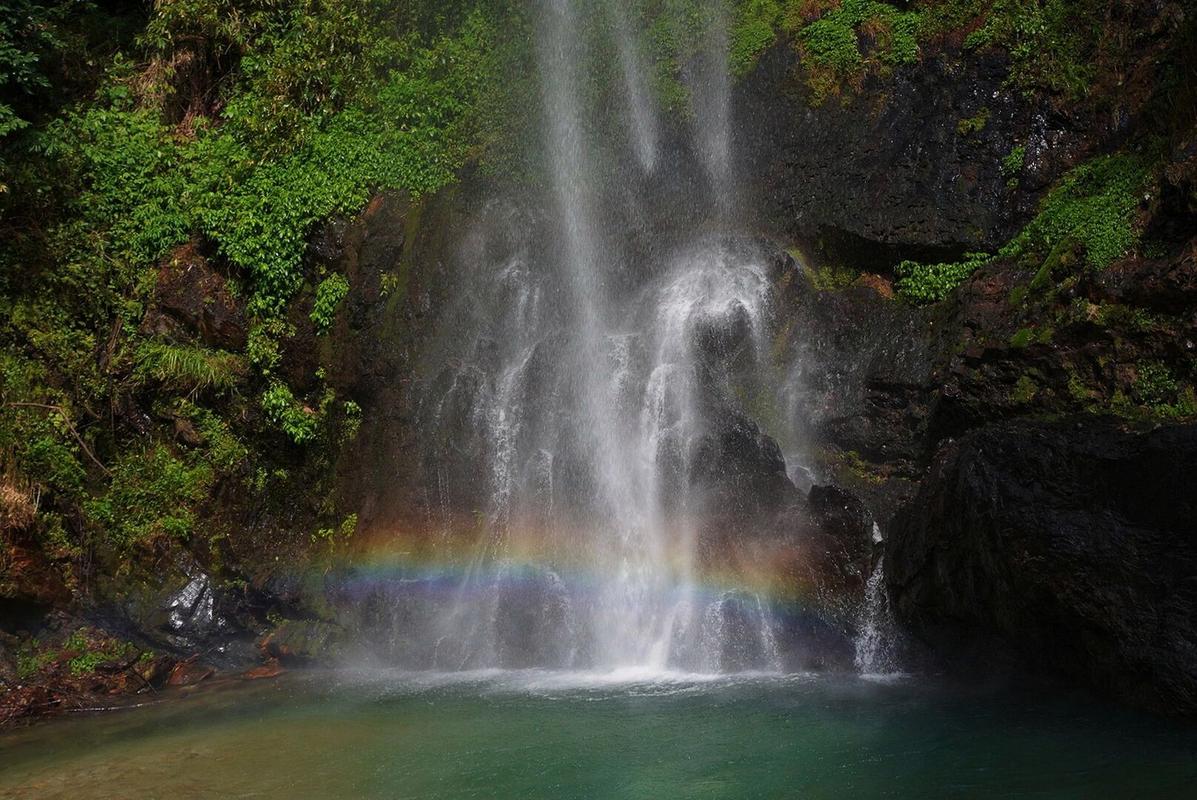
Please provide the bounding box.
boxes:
[604,0,660,172]
[408,0,823,675]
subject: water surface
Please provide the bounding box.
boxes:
[2,671,1193,799]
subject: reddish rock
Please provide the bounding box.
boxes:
[167,658,215,687]
[243,659,284,680]
[852,273,894,299]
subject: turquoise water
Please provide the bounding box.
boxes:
[1,670,1194,799]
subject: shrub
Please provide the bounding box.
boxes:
[261,381,319,445]
[894,252,990,304]
[311,273,350,333]
[85,445,213,547]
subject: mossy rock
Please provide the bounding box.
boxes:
[260,620,346,664]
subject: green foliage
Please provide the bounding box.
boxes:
[730,0,781,76]
[313,512,357,545]
[0,353,88,496]
[246,319,292,376]
[22,3,500,315]
[16,641,55,679]
[181,400,249,472]
[85,445,213,547]
[1133,361,1179,407]
[1000,146,1029,179]
[311,273,350,333]
[134,340,246,393]
[1010,374,1037,404]
[894,252,990,304]
[1000,154,1149,269]
[784,0,922,104]
[340,400,362,443]
[0,0,99,186]
[63,628,135,676]
[957,107,990,136]
[261,381,318,445]
[1009,328,1033,349]
[963,0,1099,99]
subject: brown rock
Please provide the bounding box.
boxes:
[852,273,894,299]
[143,241,248,349]
[167,658,215,687]
[243,659,285,680]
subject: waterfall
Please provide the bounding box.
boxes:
[685,0,734,214]
[406,0,795,674]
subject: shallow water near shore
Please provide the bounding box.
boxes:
[1,671,1194,799]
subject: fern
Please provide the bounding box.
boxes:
[133,341,245,393]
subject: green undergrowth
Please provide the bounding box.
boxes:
[1003,153,1150,270]
[785,0,922,104]
[725,0,1147,107]
[0,1,515,569]
[895,252,989,304]
[16,628,141,679]
[895,152,1151,305]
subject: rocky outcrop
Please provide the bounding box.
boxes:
[738,46,1090,264]
[141,241,248,349]
[886,420,1197,713]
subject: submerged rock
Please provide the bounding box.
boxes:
[886,420,1197,713]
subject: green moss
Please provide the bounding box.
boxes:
[1011,374,1038,404]
[1066,371,1093,402]
[957,107,990,136]
[838,449,886,486]
[1009,328,1034,349]
[806,263,860,291]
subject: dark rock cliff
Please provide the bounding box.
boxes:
[886,421,1197,714]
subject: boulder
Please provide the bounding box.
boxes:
[886,420,1197,713]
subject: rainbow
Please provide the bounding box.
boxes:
[304,513,850,615]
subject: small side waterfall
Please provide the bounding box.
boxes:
[854,526,899,675]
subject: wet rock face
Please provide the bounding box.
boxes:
[141,242,248,349]
[708,591,777,671]
[886,421,1197,713]
[494,570,573,669]
[689,407,796,519]
[116,565,263,669]
[737,46,1090,265]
